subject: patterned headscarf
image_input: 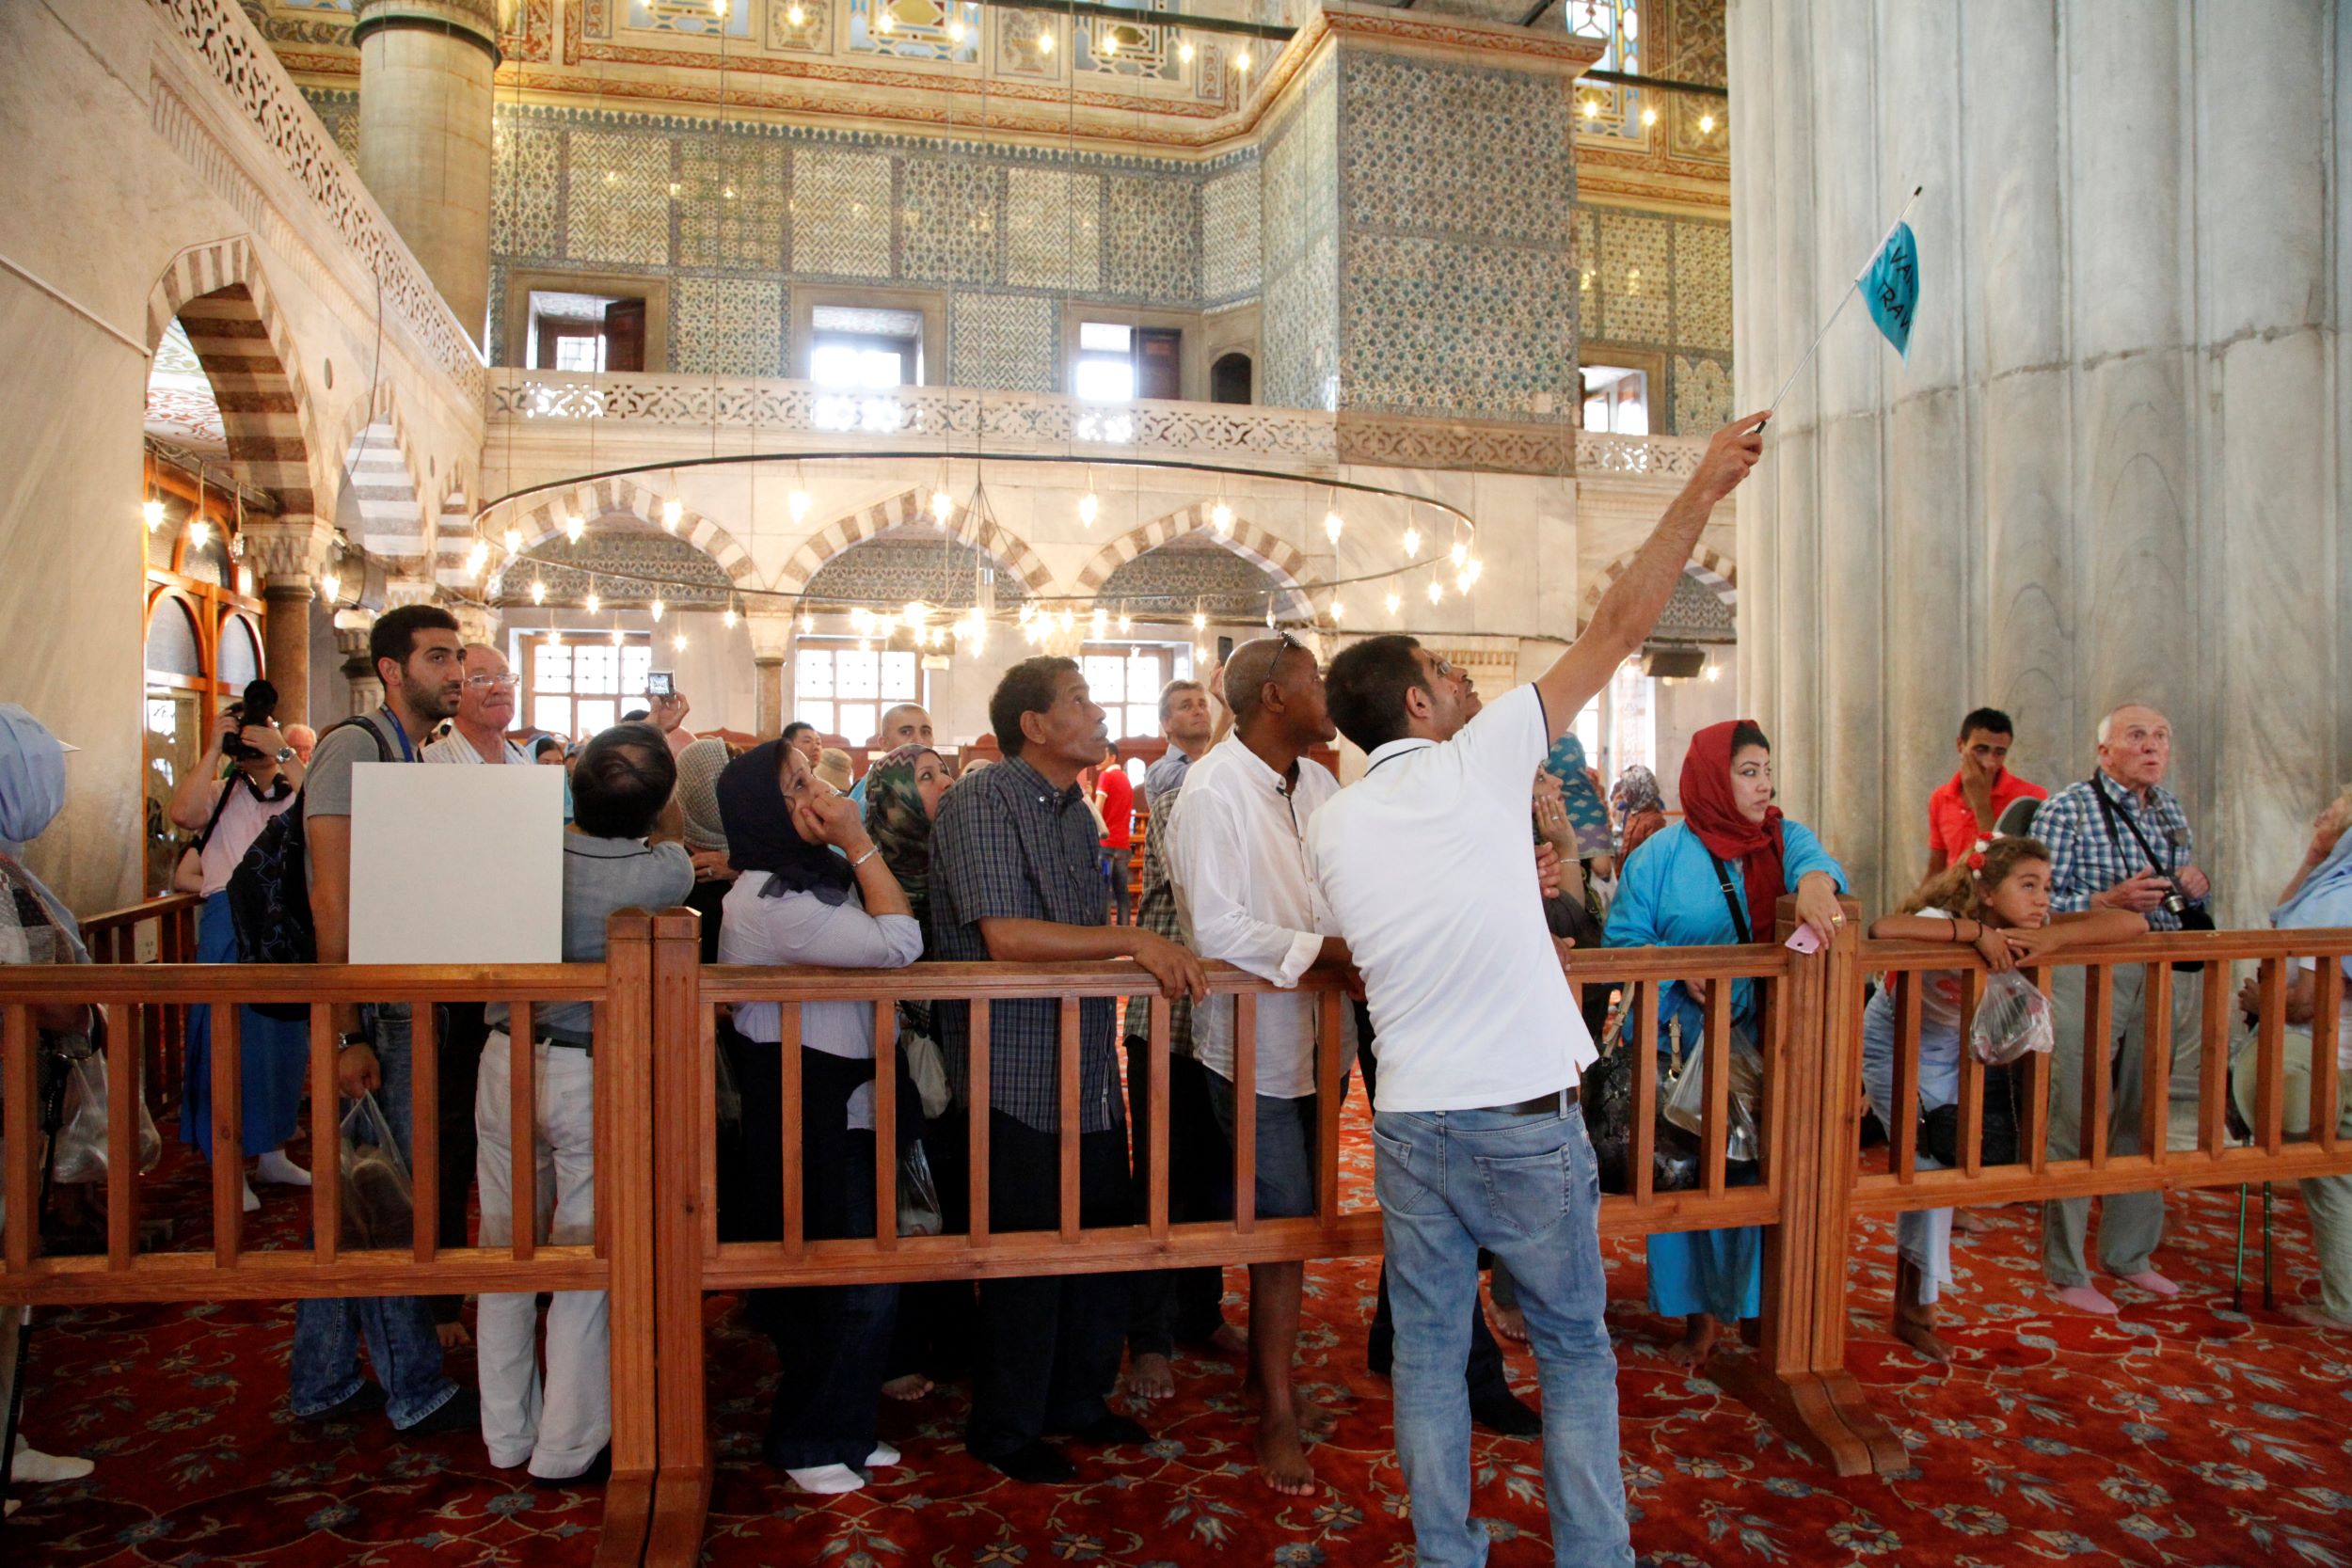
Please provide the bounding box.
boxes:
[0,703,69,854]
[863,744,939,927]
[1613,765,1664,816]
[675,736,731,853]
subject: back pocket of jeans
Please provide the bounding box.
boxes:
[1370,1129,1448,1216]
[1473,1148,1571,1238]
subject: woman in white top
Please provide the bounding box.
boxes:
[1865,835,2144,1358]
[715,738,924,1495]
[165,708,310,1208]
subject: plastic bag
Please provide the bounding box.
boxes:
[897,1141,944,1238]
[51,1049,162,1184]
[1969,970,2055,1066]
[339,1091,415,1249]
[902,1027,952,1123]
[1660,1025,1765,1164]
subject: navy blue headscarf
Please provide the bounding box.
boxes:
[715,740,856,906]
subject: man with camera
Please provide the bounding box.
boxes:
[166,680,310,1212]
[2033,704,2213,1315]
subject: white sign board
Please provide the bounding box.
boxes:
[346,764,564,965]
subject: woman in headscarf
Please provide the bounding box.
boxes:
[1603,720,1848,1367]
[715,737,925,1494]
[2238,789,2352,1330]
[674,737,738,962]
[859,743,961,1402]
[1613,764,1669,864]
[0,704,100,1497]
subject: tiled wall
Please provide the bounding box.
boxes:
[1575,205,1734,435]
[1258,55,1340,412]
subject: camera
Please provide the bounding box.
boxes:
[221,678,278,763]
[647,672,675,698]
[2161,891,2187,918]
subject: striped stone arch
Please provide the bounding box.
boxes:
[773,487,1054,597]
[1072,502,1318,603]
[498,475,758,585]
[324,385,434,573]
[1578,544,1739,626]
[144,238,326,527]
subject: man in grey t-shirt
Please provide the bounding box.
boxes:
[287,604,477,1434]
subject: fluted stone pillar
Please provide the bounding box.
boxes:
[747,610,795,739]
[1729,0,2351,919]
[354,0,497,344]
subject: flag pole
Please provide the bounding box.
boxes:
[1760,184,1923,425]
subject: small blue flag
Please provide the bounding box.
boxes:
[1864,221,1919,358]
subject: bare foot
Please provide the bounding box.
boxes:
[1663,1314,1718,1369]
[2113,1268,2181,1298]
[882,1373,933,1402]
[436,1321,472,1350]
[1207,1323,1248,1359]
[1254,1409,1317,1497]
[1952,1208,1992,1235]
[1491,1303,1529,1344]
[1895,1312,1952,1364]
[2283,1302,2352,1331]
[1125,1353,1176,1402]
[1245,1384,1338,1436]
[2053,1284,2118,1316]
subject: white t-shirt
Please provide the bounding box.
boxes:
[1306,684,1592,1113]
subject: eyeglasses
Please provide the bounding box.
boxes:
[465,673,521,691]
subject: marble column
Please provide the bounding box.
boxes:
[1728,0,2351,919]
[747,610,795,740]
[336,615,384,719]
[353,0,497,345]
[243,519,337,728]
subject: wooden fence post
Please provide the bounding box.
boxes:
[596,911,660,1568]
[1715,895,1905,1476]
[645,908,712,1568]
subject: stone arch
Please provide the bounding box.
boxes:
[1073,502,1318,605]
[773,487,1054,597]
[1578,544,1738,626]
[323,382,433,573]
[145,239,326,533]
[492,475,758,589]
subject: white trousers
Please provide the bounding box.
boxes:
[474,1031,609,1478]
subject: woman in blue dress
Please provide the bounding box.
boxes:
[1603,719,1848,1367]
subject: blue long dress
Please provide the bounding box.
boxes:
[181,890,310,1158]
[1603,819,1848,1323]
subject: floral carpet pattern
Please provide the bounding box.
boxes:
[10,1117,2352,1567]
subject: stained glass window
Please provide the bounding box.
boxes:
[1567,1,1646,146]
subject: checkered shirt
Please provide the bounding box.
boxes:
[2036,772,2200,929]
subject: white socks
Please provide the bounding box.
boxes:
[256,1149,310,1186]
[12,1435,94,1483]
[866,1442,900,1468]
[787,1464,866,1494]
[241,1180,260,1214]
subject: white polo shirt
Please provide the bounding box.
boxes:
[1306,683,1592,1114]
[1165,736,1345,1099]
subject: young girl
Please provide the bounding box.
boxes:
[1864,836,2146,1359]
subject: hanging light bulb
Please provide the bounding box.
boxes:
[564,513,585,544]
[903,600,930,631]
[1402,523,1422,559]
[1210,500,1233,536]
[142,496,166,531]
[1582,96,1601,120]
[319,569,342,605]
[1078,490,1099,528]
[503,523,523,555]
[674,629,690,653]
[877,6,893,32]
[1325,508,1344,546]
[1178,39,1194,63]
[186,517,213,549]
[1117,610,1132,634]
[612,622,627,647]
[789,488,813,525]
[660,498,682,532]
[531,577,548,606]
[1699,111,1717,135]
[547,626,562,649]
[1018,602,1037,626]
[466,538,490,578]
[1058,608,1075,634]
[649,597,665,623]
[787,1,803,23]
[1461,557,1484,588]
[723,598,739,629]
[1235,47,1251,71]
[1038,27,1053,55]
[946,14,965,43]
[586,588,601,615]
[1090,607,1107,638]
[1103,31,1118,55]
[1330,600,1345,625]
[1192,610,1207,631]
[1450,539,1470,570]
[1385,591,1402,617]
[930,486,954,525]
[1641,103,1659,127]
[1427,578,1443,605]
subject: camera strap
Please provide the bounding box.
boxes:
[2090,772,2185,895]
[1707,853,1753,944]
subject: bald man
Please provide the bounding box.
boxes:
[2031,704,2212,1316]
[850,704,933,803]
[422,644,531,765]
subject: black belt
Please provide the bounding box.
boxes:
[1484,1086,1579,1117]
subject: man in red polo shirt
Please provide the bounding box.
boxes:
[1926,707,2048,876]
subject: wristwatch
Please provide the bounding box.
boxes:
[276,746,296,764]
[338,1030,371,1052]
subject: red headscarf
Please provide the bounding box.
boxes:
[1677,719,1787,940]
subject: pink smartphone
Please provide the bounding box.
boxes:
[1785,926,1823,955]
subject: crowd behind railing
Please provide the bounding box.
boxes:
[8,417,2352,1562]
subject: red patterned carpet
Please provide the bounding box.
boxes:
[10,1116,2352,1567]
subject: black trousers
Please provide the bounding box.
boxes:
[1353,1004,1511,1396]
[685,877,729,964]
[432,1003,488,1326]
[728,1028,898,1471]
[931,1107,1134,1461]
[1123,1038,1232,1356]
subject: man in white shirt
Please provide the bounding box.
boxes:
[1165,635,1349,1496]
[1308,413,1765,1568]
[422,644,532,766]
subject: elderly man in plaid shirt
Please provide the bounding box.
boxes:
[2032,704,2214,1316]
[929,657,1207,1484]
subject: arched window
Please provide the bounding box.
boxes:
[217,613,262,690]
[1210,352,1253,405]
[143,595,203,681]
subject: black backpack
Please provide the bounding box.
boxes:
[225,715,393,1021]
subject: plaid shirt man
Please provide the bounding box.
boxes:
[2037,770,2200,930]
[931,753,1123,1133]
[1132,754,1197,1057]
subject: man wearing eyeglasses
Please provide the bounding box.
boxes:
[423,645,532,766]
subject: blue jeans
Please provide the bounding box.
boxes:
[1372,1103,1632,1568]
[1204,1069,1318,1219]
[289,1005,459,1429]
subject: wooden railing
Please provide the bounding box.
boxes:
[73,892,201,1120]
[10,908,2352,1562]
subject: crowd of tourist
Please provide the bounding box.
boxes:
[8,414,2352,1560]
